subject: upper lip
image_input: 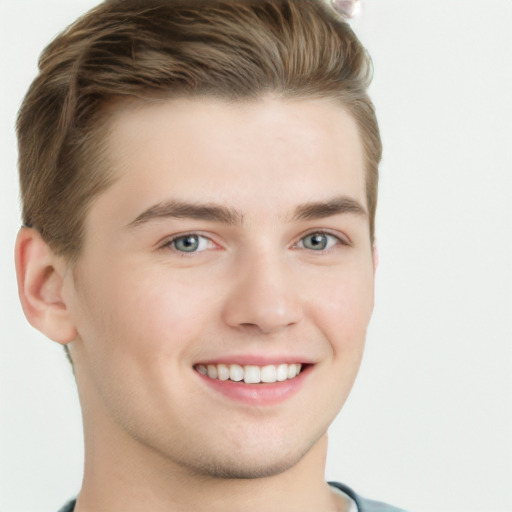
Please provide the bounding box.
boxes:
[194,354,316,366]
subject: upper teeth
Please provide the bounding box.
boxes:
[196,363,302,383]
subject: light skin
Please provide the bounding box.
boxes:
[16,96,377,512]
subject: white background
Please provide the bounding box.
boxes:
[1,1,511,511]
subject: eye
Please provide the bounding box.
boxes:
[167,234,212,253]
[298,232,342,251]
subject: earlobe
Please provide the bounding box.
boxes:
[15,227,77,345]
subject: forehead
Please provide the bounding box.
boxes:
[95,96,366,223]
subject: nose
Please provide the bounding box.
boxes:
[221,252,303,335]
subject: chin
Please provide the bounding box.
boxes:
[188,450,306,480]
[178,429,323,481]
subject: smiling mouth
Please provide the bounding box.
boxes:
[194,363,304,384]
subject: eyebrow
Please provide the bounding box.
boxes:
[292,195,367,221]
[127,200,243,229]
[127,195,366,229]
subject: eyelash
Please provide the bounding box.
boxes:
[161,233,216,255]
[161,230,349,255]
[294,230,350,252]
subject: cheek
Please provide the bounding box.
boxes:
[81,269,213,357]
[135,278,211,352]
[306,264,374,353]
[69,267,213,417]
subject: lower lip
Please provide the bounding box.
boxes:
[196,366,312,406]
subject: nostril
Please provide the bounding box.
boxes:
[237,320,295,335]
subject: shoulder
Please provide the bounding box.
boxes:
[329,481,409,512]
[57,499,76,512]
[58,487,406,512]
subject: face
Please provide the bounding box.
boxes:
[64,97,376,479]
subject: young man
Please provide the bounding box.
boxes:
[14,0,405,510]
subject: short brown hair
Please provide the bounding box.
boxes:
[17,0,381,259]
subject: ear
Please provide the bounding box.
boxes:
[372,242,379,276]
[369,242,379,312]
[15,227,77,344]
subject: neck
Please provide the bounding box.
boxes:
[75,414,344,512]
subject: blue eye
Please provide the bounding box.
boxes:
[299,232,340,251]
[170,234,211,253]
